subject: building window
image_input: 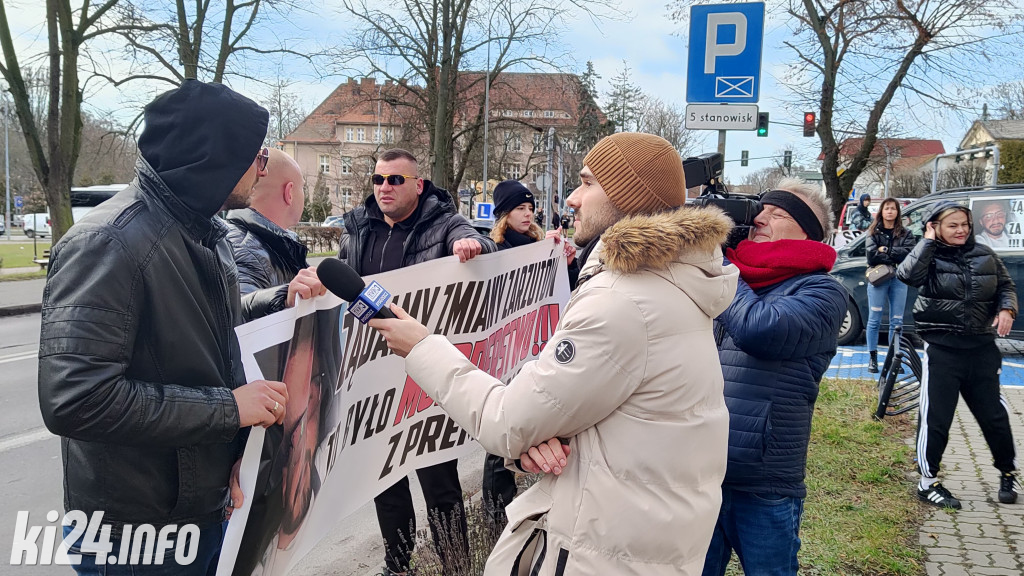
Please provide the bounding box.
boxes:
[522,110,533,117]
[357,128,366,142]
[341,156,352,174]
[319,154,330,174]
[342,187,353,207]
[508,163,522,179]
[543,110,555,118]
[502,109,514,117]
[506,131,522,152]
[384,127,394,143]
[345,128,354,141]
[373,127,381,143]
[532,133,543,149]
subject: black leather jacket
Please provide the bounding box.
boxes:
[897,237,1017,340]
[39,159,281,530]
[338,181,497,274]
[225,208,308,296]
[866,227,917,267]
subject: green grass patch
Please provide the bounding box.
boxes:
[799,378,923,575]
[0,242,52,268]
[727,378,923,576]
[308,251,335,258]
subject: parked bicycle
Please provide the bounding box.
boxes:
[874,326,923,420]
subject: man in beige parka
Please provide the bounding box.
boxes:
[369,132,739,576]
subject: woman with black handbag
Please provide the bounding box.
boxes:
[864,198,916,372]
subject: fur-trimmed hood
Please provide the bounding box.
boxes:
[579,205,738,319]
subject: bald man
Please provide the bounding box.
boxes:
[226,148,311,295]
[225,149,320,576]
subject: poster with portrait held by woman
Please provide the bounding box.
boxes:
[217,240,571,576]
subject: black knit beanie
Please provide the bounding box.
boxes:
[493,180,535,216]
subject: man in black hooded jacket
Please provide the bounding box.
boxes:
[38,80,325,574]
[336,148,496,575]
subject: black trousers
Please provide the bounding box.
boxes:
[374,459,468,573]
[917,341,1017,478]
[482,452,518,528]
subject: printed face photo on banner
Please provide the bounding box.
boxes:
[971,196,1024,251]
[233,308,344,576]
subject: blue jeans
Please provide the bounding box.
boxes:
[62,522,225,575]
[866,277,909,353]
[701,488,804,576]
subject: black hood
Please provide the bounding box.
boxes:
[138,80,269,218]
[927,200,975,249]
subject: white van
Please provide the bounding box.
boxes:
[22,184,128,238]
[23,213,51,238]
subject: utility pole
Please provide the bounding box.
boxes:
[3,98,9,241]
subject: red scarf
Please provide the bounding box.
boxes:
[726,239,837,289]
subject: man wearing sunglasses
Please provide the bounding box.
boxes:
[974,199,1012,249]
[38,80,323,575]
[334,148,496,575]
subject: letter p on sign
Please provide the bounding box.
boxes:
[705,13,747,74]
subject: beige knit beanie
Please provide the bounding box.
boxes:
[583,132,688,215]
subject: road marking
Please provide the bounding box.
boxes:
[0,427,54,454]
[0,351,38,365]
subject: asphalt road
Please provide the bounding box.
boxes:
[0,312,484,576]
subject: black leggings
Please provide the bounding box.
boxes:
[917,341,1017,478]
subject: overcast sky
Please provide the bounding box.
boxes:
[3,0,1016,185]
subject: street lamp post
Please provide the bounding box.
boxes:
[482,16,492,206]
[3,99,10,241]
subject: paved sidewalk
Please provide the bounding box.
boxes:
[0,277,44,317]
[918,386,1024,575]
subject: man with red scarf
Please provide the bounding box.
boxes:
[702,178,848,576]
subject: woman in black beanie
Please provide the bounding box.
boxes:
[482,180,578,527]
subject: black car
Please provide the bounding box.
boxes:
[831,184,1024,345]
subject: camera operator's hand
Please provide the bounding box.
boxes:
[878,246,887,253]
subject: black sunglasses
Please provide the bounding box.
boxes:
[371,173,417,186]
[256,147,269,172]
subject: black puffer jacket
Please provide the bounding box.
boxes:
[225,207,308,295]
[39,81,275,531]
[897,202,1017,341]
[338,180,497,274]
[866,227,917,267]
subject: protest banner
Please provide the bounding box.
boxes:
[217,240,570,576]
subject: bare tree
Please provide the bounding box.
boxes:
[636,97,703,156]
[740,165,789,193]
[97,0,311,86]
[335,0,616,194]
[669,0,1023,220]
[261,77,307,148]
[0,0,122,242]
[989,80,1024,120]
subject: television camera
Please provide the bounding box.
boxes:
[684,152,762,246]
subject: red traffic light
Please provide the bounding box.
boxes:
[802,112,816,137]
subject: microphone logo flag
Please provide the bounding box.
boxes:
[350,280,391,323]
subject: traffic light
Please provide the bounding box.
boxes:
[784,150,792,168]
[756,112,769,137]
[741,150,749,167]
[803,112,816,137]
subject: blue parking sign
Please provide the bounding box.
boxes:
[476,202,494,220]
[686,2,765,104]
[14,195,22,209]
